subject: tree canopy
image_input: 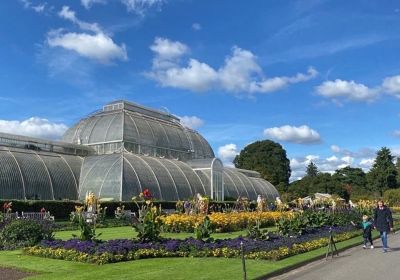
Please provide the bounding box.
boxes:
[367,147,397,195]
[306,161,318,177]
[234,140,291,191]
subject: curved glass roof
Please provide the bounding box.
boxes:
[62,101,214,160]
[79,152,206,201]
[79,152,279,202]
[0,147,82,200]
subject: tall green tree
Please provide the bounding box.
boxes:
[367,147,398,195]
[306,161,318,177]
[396,157,400,187]
[234,140,291,191]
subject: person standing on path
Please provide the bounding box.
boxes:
[373,200,393,253]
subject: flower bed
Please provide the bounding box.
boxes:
[24,225,358,264]
[161,211,291,232]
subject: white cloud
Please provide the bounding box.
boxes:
[81,0,106,9]
[121,0,164,15]
[150,37,189,61]
[359,158,374,168]
[47,31,127,63]
[330,144,375,159]
[263,125,321,144]
[382,75,400,98]
[47,6,127,64]
[326,155,339,162]
[179,116,204,130]
[147,37,318,94]
[59,6,102,33]
[218,144,239,167]
[316,79,379,102]
[192,23,202,31]
[0,117,68,140]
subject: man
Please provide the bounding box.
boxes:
[374,200,394,253]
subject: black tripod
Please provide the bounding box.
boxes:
[326,227,339,260]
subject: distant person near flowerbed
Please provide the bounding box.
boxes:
[374,200,393,253]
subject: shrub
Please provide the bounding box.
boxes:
[0,219,54,250]
[383,189,400,206]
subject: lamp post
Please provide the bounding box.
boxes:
[240,241,247,280]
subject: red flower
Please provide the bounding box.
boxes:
[40,207,46,213]
[3,202,9,210]
[143,189,152,199]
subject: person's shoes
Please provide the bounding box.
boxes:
[383,248,388,253]
[370,245,374,249]
[363,245,367,249]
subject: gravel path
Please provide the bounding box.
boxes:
[0,267,35,280]
[271,232,400,280]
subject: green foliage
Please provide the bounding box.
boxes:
[306,162,318,177]
[70,212,100,241]
[396,157,400,187]
[0,219,54,249]
[246,220,271,240]
[276,210,361,237]
[367,147,398,195]
[194,216,213,240]
[132,205,163,242]
[234,140,291,190]
[383,189,400,206]
[276,214,308,236]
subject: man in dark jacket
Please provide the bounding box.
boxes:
[374,200,393,252]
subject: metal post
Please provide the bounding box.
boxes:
[240,241,247,280]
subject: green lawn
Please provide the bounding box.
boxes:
[0,233,371,280]
[54,226,276,240]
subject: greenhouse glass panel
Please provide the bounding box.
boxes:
[0,150,24,199]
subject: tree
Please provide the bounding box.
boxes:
[306,161,318,177]
[367,147,398,195]
[333,166,367,196]
[396,157,400,187]
[234,140,291,191]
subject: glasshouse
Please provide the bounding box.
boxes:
[0,100,279,202]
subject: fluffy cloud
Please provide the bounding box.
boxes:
[121,0,164,14]
[147,37,317,94]
[316,79,379,102]
[0,117,68,140]
[47,6,127,63]
[48,31,127,63]
[217,144,239,167]
[179,116,204,130]
[316,75,400,102]
[263,125,321,144]
[81,0,106,9]
[382,75,400,98]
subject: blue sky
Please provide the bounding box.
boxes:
[1,0,400,180]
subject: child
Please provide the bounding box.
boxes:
[351,215,374,249]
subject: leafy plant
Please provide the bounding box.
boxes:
[132,189,163,242]
[246,220,271,240]
[194,216,213,240]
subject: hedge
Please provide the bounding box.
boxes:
[0,200,256,220]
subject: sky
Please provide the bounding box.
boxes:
[1,0,400,181]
